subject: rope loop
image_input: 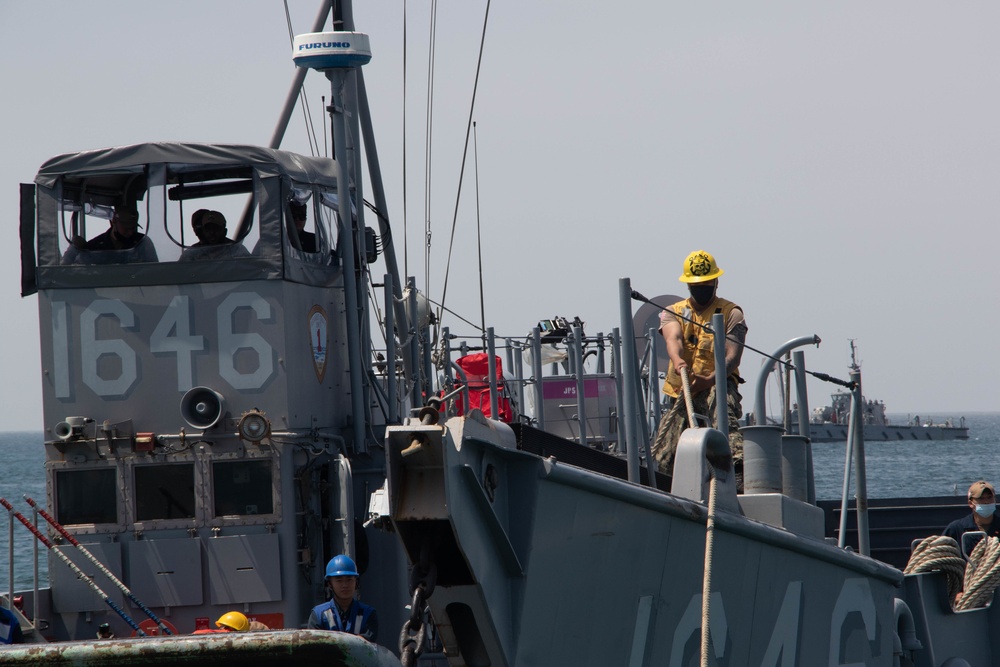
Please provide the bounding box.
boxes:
[904,534,1000,610]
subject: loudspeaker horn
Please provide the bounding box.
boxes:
[54,421,74,441]
[180,386,225,430]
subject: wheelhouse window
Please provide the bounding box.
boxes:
[134,464,195,521]
[33,144,345,290]
[51,164,260,265]
[150,164,259,263]
[213,460,273,517]
[56,169,158,266]
[56,468,117,525]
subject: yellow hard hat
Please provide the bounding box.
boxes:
[679,250,724,283]
[216,611,249,632]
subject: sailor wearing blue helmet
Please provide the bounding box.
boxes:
[307,554,378,642]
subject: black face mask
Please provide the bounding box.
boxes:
[689,284,716,306]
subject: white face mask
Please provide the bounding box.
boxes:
[974,502,996,518]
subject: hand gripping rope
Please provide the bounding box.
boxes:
[23,495,173,635]
[0,497,146,636]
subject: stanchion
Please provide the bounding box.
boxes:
[23,495,173,635]
[0,498,146,636]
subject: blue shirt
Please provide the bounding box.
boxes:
[943,513,1000,556]
[0,606,24,644]
[307,598,378,643]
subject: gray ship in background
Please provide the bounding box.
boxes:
[803,392,969,443]
[792,344,969,443]
[4,3,1000,667]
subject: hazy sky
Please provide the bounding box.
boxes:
[2,2,997,431]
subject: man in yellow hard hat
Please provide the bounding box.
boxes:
[192,611,250,634]
[650,250,747,488]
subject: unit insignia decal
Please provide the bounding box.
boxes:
[309,305,329,382]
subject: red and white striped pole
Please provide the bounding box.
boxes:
[0,497,146,637]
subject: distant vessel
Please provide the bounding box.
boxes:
[802,390,969,442]
[794,342,969,442]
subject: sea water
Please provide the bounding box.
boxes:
[0,431,51,591]
[2,413,999,590]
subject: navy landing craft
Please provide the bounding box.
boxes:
[6,15,1000,667]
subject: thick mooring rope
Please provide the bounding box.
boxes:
[904,535,1000,610]
[957,536,1000,610]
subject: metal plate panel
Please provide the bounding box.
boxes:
[50,542,123,613]
[205,533,282,604]
[127,538,203,607]
[539,376,618,445]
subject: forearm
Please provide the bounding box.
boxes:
[724,323,747,375]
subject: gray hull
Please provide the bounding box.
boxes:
[385,413,911,665]
[798,424,970,442]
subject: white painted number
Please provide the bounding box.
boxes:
[80,299,138,398]
[150,295,206,391]
[829,578,877,667]
[217,293,275,390]
[51,301,71,398]
[51,292,276,398]
[761,581,802,667]
[670,592,727,667]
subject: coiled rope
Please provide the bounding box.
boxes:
[957,536,1000,610]
[904,535,1000,610]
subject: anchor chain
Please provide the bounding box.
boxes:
[399,585,428,665]
[399,559,437,666]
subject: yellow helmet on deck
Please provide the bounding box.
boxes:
[679,250,724,283]
[216,611,249,632]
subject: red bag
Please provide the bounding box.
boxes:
[452,353,513,423]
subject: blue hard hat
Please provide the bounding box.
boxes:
[326,554,359,578]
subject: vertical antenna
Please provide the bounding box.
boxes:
[402,0,408,280]
[474,121,486,343]
[322,95,328,158]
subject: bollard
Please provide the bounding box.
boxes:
[781,435,809,501]
[741,425,784,494]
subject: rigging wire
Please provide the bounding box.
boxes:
[402,1,409,281]
[423,0,439,296]
[473,120,486,344]
[434,0,492,329]
[421,294,481,331]
[283,0,322,157]
[630,289,849,390]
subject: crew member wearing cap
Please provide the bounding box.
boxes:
[179,209,250,261]
[85,204,147,251]
[64,202,159,264]
[650,250,748,490]
[289,200,318,253]
[943,480,1000,555]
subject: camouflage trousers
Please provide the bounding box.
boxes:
[650,378,744,478]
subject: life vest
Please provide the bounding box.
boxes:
[0,610,16,644]
[662,297,742,398]
[314,599,376,639]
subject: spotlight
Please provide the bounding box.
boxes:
[237,409,271,443]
